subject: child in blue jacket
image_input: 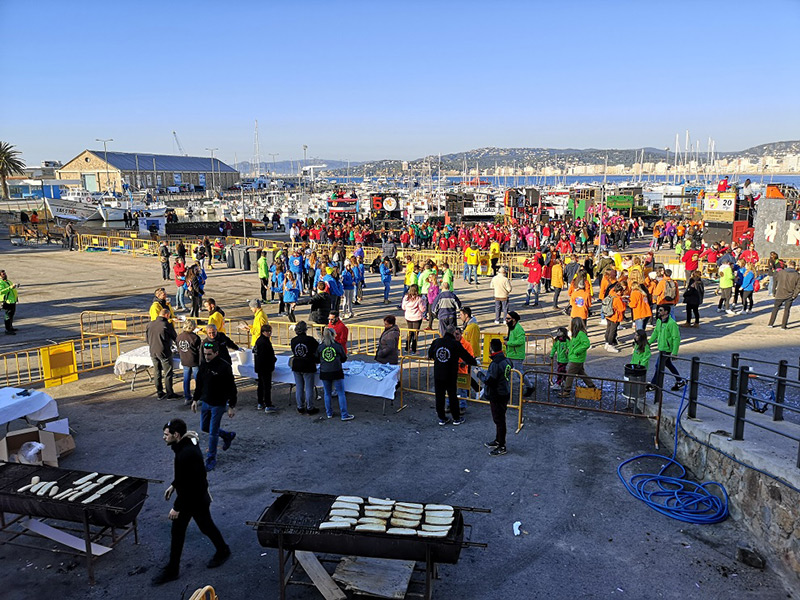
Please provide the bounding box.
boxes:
[380,258,393,304]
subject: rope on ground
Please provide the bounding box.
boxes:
[617,386,729,524]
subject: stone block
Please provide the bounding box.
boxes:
[736,542,766,569]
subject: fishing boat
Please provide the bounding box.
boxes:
[45,189,101,221]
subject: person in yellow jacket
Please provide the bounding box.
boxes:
[204,298,226,333]
[460,306,481,360]
[488,240,501,276]
[239,299,269,348]
[551,259,565,309]
[149,287,176,322]
[464,243,480,284]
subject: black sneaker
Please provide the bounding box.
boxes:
[257,404,265,411]
[306,407,320,416]
[297,407,307,414]
[438,418,451,426]
[489,446,507,456]
[452,418,465,426]
[207,545,231,569]
[221,431,236,451]
[671,380,687,392]
[645,384,656,392]
[484,440,500,448]
[151,567,179,585]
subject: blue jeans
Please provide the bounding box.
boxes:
[182,366,198,401]
[634,317,650,331]
[293,371,316,409]
[383,281,391,301]
[526,282,540,305]
[322,378,351,419]
[467,264,478,284]
[200,402,230,464]
[463,262,470,281]
[175,287,186,309]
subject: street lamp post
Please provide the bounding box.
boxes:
[96,138,113,194]
[302,145,308,194]
[206,147,218,196]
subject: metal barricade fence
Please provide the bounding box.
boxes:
[397,356,524,433]
[0,334,121,388]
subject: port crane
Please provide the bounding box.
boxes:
[172,131,188,156]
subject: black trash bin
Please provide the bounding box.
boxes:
[226,245,236,268]
[623,364,647,407]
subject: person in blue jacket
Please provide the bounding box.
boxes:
[323,267,343,313]
[341,261,356,318]
[271,263,286,315]
[282,271,301,322]
[740,261,755,314]
[354,256,366,305]
[380,258,393,304]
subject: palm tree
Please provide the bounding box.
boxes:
[0,142,26,199]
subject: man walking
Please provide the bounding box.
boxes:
[504,311,526,375]
[191,340,237,471]
[490,266,513,324]
[768,260,800,330]
[146,308,178,400]
[152,418,230,585]
[433,282,461,336]
[0,270,19,335]
[257,249,270,303]
[647,305,686,392]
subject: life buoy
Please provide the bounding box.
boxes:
[383,197,397,211]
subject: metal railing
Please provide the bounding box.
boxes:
[397,356,524,433]
[0,335,121,387]
[665,353,800,469]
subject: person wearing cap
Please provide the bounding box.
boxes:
[150,287,176,322]
[191,340,237,471]
[240,299,269,348]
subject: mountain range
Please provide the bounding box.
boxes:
[235,140,800,176]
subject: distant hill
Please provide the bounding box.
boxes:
[322,140,800,176]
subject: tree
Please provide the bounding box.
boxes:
[0,142,26,200]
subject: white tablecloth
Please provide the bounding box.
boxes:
[0,388,59,426]
[114,346,182,376]
[235,353,400,400]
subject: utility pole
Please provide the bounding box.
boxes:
[206,147,218,196]
[268,153,279,176]
[302,144,308,194]
[96,138,113,194]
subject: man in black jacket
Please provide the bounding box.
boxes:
[146,308,177,400]
[253,324,277,412]
[428,325,477,426]
[296,282,332,325]
[481,338,512,456]
[192,341,237,471]
[201,324,239,365]
[152,418,230,585]
[290,321,320,414]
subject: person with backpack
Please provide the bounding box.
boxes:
[682,270,705,327]
[480,338,513,457]
[603,282,626,353]
[654,269,680,309]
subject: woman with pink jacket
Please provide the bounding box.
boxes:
[401,284,426,354]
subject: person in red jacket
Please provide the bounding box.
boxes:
[523,254,543,306]
[327,311,349,355]
[173,258,188,311]
[681,247,701,287]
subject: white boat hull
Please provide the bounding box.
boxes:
[95,204,168,221]
[45,198,99,221]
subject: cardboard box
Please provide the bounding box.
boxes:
[42,418,76,458]
[0,427,60,467]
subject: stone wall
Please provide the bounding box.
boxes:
[753,197,800,259]
[655,413,800,585]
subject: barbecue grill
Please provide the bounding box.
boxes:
[0,462,149,583]
[252,490,488,600]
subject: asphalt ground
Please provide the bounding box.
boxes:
[0,236,796,599]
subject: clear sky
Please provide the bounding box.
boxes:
[2,0,799,166]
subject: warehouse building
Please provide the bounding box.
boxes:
[56,150,238,194]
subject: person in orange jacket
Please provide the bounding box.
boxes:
[603,283,627,352]
[628,271,653,330]
[569,270,592,326]
[653,269,680,307]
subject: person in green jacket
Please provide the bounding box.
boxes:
[441,262,454,291]
[0,270,19,335]
[504,311,526,390]
[549,327,569,388]
[630,329,651,369]
[560,317,595,397]
[256,249,270,303]
[647,305,686,391]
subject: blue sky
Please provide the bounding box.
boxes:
[2,0,798,166]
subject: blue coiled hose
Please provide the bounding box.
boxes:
[617,386,729,524]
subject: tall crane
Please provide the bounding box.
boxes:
[172,131,187,156]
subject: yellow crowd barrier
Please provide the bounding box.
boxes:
[0,335,121,388]
[397,357,524,433]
